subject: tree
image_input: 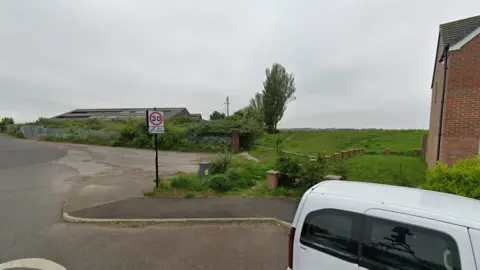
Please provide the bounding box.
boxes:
[249,92,263,110]
[262,63,296,133]
[0,117,14,132]
[209,111,226,120]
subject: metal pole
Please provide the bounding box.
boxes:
[155,133,159,189]
[153,107,159,189]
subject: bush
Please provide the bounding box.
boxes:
[40,134,116,146]
[171,175,206,191]
[6,126,24,138]
[208,174,233,192]
[276,154,302,188]
[0,117,14,132]
[226,167,257,189]
[333,160,348,180]
[187,119,262,149]
[276,153,327,188]
[422,158,480,199]
[212,152,232,174]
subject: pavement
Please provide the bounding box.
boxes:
[0,135,294,269]
[70,197,298,222]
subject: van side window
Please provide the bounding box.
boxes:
[300,209,361,258]
[360,217,461,270]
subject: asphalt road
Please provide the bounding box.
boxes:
[0,135,288,269]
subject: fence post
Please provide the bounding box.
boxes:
[267,170,279,189]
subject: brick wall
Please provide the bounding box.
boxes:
[426,37,445,168]
[441,33,480,165]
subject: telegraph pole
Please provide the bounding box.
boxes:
[225,96,230,116]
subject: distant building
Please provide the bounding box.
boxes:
[190,113,203,120]
[49,107,200,121]
[426,14,480,167]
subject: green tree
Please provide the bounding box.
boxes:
[249,92,263,110]
[209,111,226,120]
[262,63,296,133]
[0,117,14,132]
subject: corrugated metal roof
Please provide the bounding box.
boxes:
[440,15,480,47]
[51,107,189,120]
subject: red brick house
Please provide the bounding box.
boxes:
[425,15,480,168]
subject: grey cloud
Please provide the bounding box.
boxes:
[1,0,479,126]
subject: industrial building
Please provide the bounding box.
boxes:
[49,108,202,121]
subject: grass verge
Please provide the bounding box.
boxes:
[143,153,305,199]
[256,129,426,155]
[344,155,427,187]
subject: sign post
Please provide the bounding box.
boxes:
[146,108,164,189]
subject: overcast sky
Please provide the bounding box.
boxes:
[1,1,479,128]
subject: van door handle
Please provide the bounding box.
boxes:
[300,246,308,251]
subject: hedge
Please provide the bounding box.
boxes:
[422,157,480,199]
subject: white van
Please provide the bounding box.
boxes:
[288,180,480,270]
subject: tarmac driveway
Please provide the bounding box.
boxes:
[0,140,290,269]
[73,223,290,269]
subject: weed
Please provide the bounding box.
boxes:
[170,175,206,191]
[208,174,232,192]
[184,193,196,198]
[212,152,232,174]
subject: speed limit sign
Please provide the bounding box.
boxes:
[147,110,164,134]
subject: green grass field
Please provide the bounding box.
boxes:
[345,155,427,186]
[251,129,428,188]
[256,129,426,155]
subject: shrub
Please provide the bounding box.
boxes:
[187,119,262,149]
[333,160,348,180]
[6,126,24,138]
[276,153,327,188]
[226,167,257,189]
[276,154,302,188]
[422,158,480,199]
[212,152,232,174]
[208,174,233,192]
[85,118,103,130]
[170,175,206,191]
[0,117,14,132]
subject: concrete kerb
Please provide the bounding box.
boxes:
[62,211,292,227]
[61,196,292,228]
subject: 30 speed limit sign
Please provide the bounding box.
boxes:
[147,110,164,134]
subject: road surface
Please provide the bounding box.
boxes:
[0,135,288,269]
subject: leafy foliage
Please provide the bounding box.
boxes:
[208,174,233,192]
[225,167,257,188]
[0,117,14,132]
[6,126,24,138]
[211,152,232,174]
[249,92,264,110]
[422,158,480,199]
[333,160,348,180]
[171,175,207,191]
[188,118,263,149]
[262,63,296,133]
[276,153,325,188]
[209,111,226,120]
[41,134,115,146]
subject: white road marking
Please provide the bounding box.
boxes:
[0,258,66,270]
